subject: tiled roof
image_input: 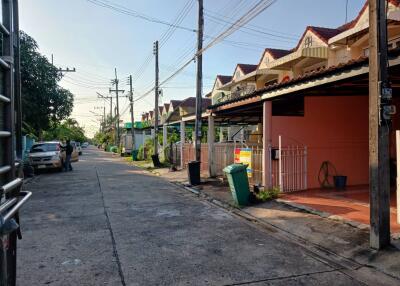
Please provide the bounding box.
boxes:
[179,97,211,109]
[164,103,170,113]
[216,75,232,85]
[338,0,400,31]
[237,64,258,75]
[209,55,372,110]
[311,26,342,42]
[294,26,342,51]
[266,48,291,59]
[257,48,292,67]
[179,97,196,108]
[170,100,182,109]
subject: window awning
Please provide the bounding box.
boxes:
[265,47,329,70]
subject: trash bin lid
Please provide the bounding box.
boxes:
[223,163,248,174]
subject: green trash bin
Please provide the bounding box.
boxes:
[223,164,250,206]
[132,150,139,161]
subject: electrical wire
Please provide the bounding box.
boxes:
[130,0,195,85]
[134,0,278,104]
[86,0,197,33]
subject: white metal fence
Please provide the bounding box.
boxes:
[172,138,307,192]
[269,137,307,192]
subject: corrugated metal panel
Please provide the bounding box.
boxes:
[266,47,329,70]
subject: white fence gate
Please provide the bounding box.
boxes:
[269,136,307,192]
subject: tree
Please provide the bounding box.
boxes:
[20,31,74,137]
[42,119,87,143]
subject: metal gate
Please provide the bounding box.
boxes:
[0,1,31,285]
[269,136,307,192]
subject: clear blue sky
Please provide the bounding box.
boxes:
[20,0,365,136]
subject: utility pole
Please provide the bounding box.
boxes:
[369,0,392,249]
[128,75,135,152]
[94,106,106,132]
[153,41,160,157]
[51,54,76,74]
[195,0,204,162]
[109,68,125,146]
[97,92,113,128]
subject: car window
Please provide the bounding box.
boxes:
[30,143,59,153]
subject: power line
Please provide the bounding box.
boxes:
[204,8,299,38]
[134,0,277,104]
[130,0,195,85]
[86,0,197,33]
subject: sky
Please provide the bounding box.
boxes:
[20,0,366,137]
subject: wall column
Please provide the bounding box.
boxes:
[263,101,272,188]
[207,115,216,177]
[162,124,168,160]
[180,120,185,168]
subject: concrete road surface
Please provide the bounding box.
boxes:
[17,147,398,285]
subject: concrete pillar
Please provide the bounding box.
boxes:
[180,120,185,168]
[263,101,272,188]
[163,124,168,160]
[207,115,216,177]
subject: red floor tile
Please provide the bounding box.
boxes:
[280,186,400,233]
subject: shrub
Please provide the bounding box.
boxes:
[256,187,280,202]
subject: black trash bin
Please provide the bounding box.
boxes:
[151,154,161,167]
[188,161,201,185]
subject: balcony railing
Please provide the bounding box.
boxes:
[217,85,256,104]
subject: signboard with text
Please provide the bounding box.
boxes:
[234,148,252,178]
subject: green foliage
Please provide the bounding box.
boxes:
[137,145,145,161]
[144,138,154,160]
[168,129,179,144]
[42,118,87,142]
[20,31,74,137]
[256,187,280,202]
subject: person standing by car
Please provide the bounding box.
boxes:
[63,139,74,171]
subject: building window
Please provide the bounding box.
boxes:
[304,36,313,48]
[265,57,269,64]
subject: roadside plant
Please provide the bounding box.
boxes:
[256,187,280,202]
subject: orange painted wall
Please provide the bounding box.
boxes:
[271,96,369,189]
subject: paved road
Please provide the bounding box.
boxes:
[16,148,392,285]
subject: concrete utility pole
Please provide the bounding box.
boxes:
[51,54,76,74]
[153,41,160,156]
[194,0,204,162]
[128,75,135,151]
[109,68,125,146]
[369,0,392,249]
[94,106,106,132]
[97,92,113,128]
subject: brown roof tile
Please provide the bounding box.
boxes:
[216,75,232,85]
[236,64,257,75]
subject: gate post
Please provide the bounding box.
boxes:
[263,101,272,188]
[163,124,168,161]
[207,115,216,177]
[180,120,185,168]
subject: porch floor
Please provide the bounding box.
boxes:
[280,186,400,233]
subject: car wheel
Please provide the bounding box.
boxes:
[79,152,82,155]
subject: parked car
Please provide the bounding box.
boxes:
[29,141,79,172]
[82,142,89,148]
[69,141,80,162]
[28,141,63,172]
